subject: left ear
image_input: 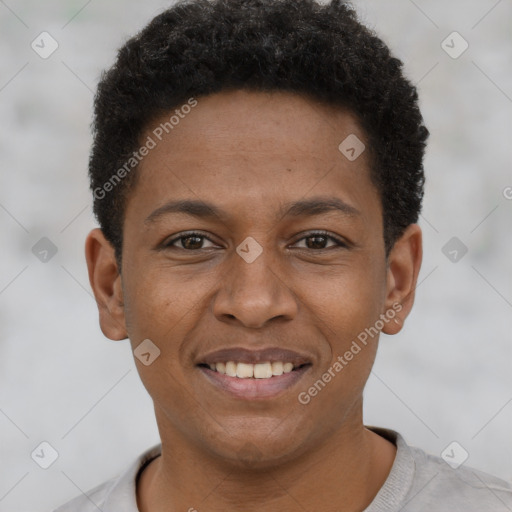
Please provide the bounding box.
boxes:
[381,224,423,335]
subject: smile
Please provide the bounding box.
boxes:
[197,362,312,399]
[202,361,304,379]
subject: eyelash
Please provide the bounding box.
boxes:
[163,230,348,251]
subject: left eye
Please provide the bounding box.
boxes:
[292,232,346,250]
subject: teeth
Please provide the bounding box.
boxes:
[254,362,273,379]
[236,363,254,378]
[271,361,283,376]
[225,361,237,377]
[207,361,301,379]
[283,362,294,373]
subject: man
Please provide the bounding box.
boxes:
[55,0,512,510]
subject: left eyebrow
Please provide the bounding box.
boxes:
[279,196,361,219]
[144,196,361,226]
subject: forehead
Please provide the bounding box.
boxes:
[145,89,366,161]
[127,89,380,227]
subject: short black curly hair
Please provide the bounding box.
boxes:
[90,0,428,264]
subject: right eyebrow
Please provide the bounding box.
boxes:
[145,199,228,225]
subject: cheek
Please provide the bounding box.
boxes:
[296,265,384,419]
[121,260,219,408]
[294,254,385,400]
[121,267,200,420]
[122,260,207,340]
[296,256,387,343]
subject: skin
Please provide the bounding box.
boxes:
[85,89,422,512]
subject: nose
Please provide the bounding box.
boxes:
[212,242,298,329]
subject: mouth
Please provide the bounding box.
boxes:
[196,348,313,400]
[198,361,310,378]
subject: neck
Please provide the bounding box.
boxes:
[137,406,396,512]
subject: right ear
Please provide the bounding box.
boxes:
[85,228,128,340]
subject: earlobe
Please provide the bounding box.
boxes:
[85,228,128,341]
[381,224,423,335]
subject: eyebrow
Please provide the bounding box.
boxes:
[144,196,361,225]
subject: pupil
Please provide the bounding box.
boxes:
[184,236,203,249]
[307,235,326,249]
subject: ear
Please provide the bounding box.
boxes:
[381,224,422,335]
[85,228,128,340]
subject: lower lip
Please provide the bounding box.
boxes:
[198,365,311,400]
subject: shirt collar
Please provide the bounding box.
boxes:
[102,442,162,511]
[100,427,414,511]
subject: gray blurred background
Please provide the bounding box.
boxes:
[0,0,511,510]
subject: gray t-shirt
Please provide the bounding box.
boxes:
[53,427,512,511]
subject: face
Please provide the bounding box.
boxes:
[86,89,422,467]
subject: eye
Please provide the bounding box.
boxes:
[292,231,348,250]
[162,230,348,252]
[164,232,219,250]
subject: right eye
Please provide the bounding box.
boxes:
[163,232,220,251]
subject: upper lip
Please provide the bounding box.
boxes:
[197,347,312,367]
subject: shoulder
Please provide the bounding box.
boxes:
[366,427,512,512]
[406,443,512,511]
[52,443,162,512]
[53,476,117,511]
